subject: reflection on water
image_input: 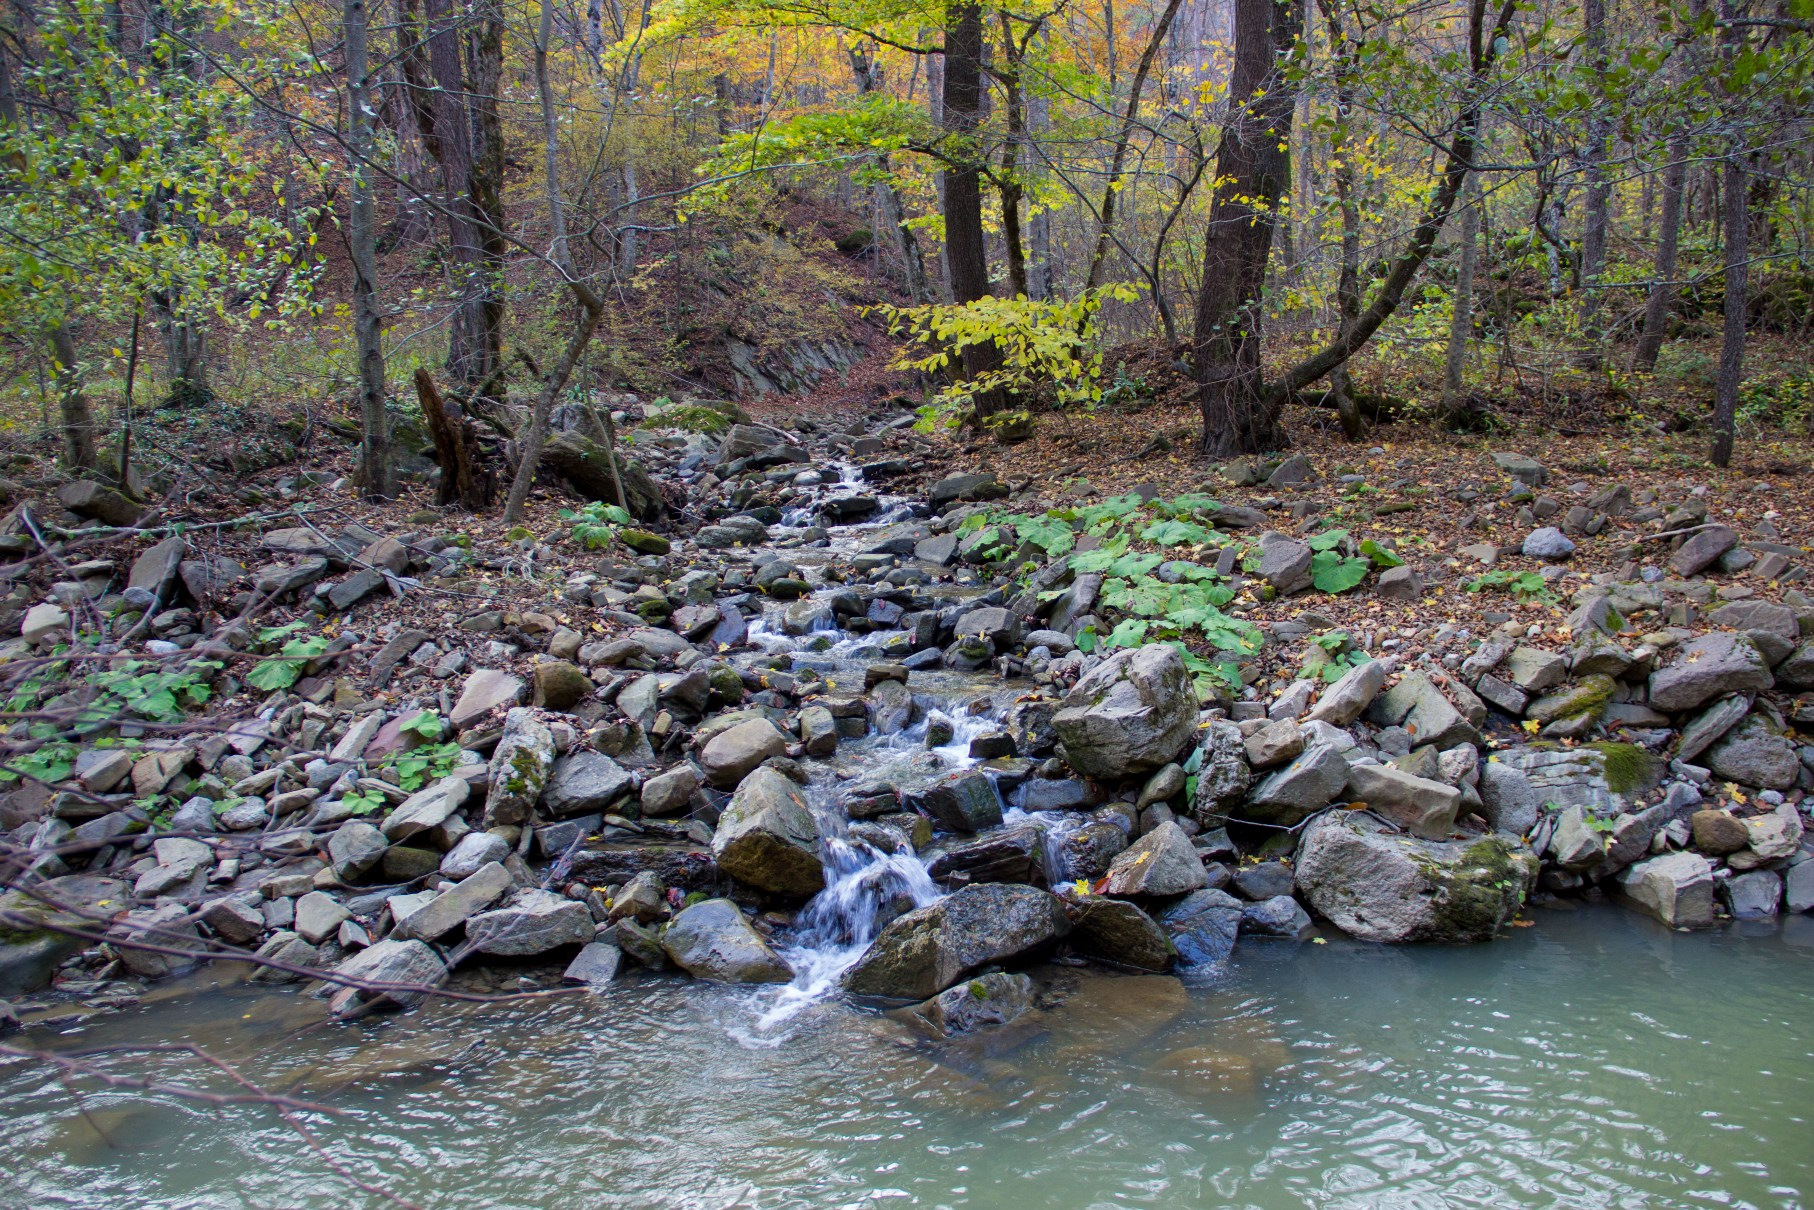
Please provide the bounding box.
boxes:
[3,908,1810,1209]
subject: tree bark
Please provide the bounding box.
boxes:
[940,0,1005,411]
[1321,0,1365,440]
[1634,129,1689,370]
[1191,0,1304,456]
[1440,171,1485,428]
[416,370,486,507]
[345,0,395,500]
[1710,0,1749,468]
[1575,0,1610,368]
[49,325,97,473]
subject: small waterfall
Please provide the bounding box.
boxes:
[741,835,941,1041]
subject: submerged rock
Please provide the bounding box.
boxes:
[905,971,1037,1036]
[1293,814,1537,943]
[844,883,1070,1000]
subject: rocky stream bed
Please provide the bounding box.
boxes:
[1,402,1811,1071]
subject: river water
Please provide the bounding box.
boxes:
[3,907,1810,1208]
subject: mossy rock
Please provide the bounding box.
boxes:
[620,529,671,556]
[1586,741,1663,796]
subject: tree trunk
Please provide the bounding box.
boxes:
[1634,128,1689,370]
[1440,171,1485,428]
[1192,0,1303,456]
[504,0,610,525]
[1710,0,1748,469]
[941,0,1004,410]
[345,0,395,500]
[50,325,97,473]
[1321,0,1365,440]
[1575,0,1610,368]
[416,369,489,508]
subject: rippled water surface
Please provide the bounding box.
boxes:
[4,907,1810,1209]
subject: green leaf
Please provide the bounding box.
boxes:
[1360,539,1404,568]
[1140,519,1213,547]
[246,657,304,692]
[1308,528,1350,552]
[1310,550,1370,594]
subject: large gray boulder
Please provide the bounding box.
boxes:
[464,888,595,955]
[1647,632,1773,712]
[1616,851,1714,929]
[711,766,824,896]
[483,708,555,827]
[1477,762,1540,835]
[1068,898,1174,972]
[698,718,789,788]
[1305,659,1387,726]
[905,971,1036,1036]
[844,883,1070,1000]
[1294,814,1537,943]
[323,938,448,1017]
[1052,644,1197,780]
[1705,715,1799,790]
[1243,743,1350,826]
[661,898,793,983]
[1344,764,1461,838]
[540,751,634,817]
[1101,821,1208,896]
[1188,721,1252,824]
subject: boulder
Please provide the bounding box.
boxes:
[450,669,525,729]
[1068,897,1174,972]
[484,708,555,827]
[1343,764,1461,838]
[1522,527,1575,560]
[380,776,469,841]
[661,898,793,983]
[1240,895,1314,939]
[1256,532,1313,595]
[1052,644,1197,779]
[698,718,789,789]
[1243,743,1350,826]
[906,971,1036,1035]
[1477,762,1539,835]
[640,765,700,817]
[913,769,1004,833]
[390,861,513,941]
[1294,814,1537,943]
[1616,851,1714,929]
[844,883,1069,1000]
[1648,632,1773,712]
[1101,821,1208,897]
[1668,525,1737,576]
[323,938,447,1017]
[1155,888,1244,972]
[541,751,634,817]
[464,889,594,955]
[1305,659,1387,726]
[533,660,595,711]
[1705,715,1799,790]
[710,766,824,896]
[1724,870,1782,920]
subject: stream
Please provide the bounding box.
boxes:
[2,908,1810,1207]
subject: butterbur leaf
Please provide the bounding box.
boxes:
[1307,528,1350,552]
[1360,539,1404,568]
[1140,519,1212,547]
[1310,550,1370,593]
